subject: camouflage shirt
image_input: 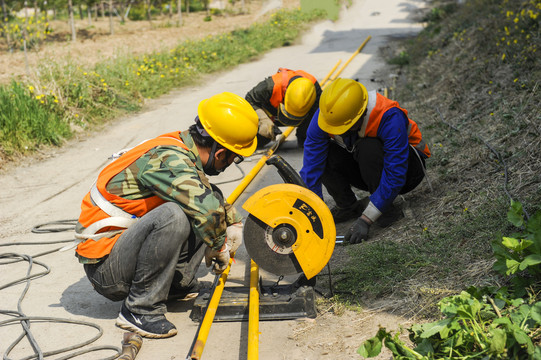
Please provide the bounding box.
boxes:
[106,130,242,250]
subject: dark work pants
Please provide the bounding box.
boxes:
[321,138,426,209]
[83,203,205,315]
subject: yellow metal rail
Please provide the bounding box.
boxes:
[247,260,260,359]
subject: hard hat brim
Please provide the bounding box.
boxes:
[277,103,307,126]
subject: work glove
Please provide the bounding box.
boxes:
[204,243,231,274]
[226,222,243,254]
[256,109,276,141]
[344,217,370,244]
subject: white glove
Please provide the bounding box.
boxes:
[204,243,231,274]
[226,222,243,254]
[256,109,276,141]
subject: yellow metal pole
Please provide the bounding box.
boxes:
[247,260,260,360]
[190,262,233,360]
[323,36,372,89]
[319,59,341,88]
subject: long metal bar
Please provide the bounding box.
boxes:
[323,36,372,89]
[188,263,233,360]
[247,260,260,359]
[319,59,341,87]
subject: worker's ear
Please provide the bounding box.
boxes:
[214,148,228,162]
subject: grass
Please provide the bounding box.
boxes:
[0,8,325,160]
[322,0,541,319]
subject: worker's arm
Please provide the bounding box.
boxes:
[137,146,239,250]
[363,108,410,222]
[245,77,278,117]
[300,109,330,198]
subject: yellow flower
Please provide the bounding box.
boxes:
[514,78,518,82]
[501,53,506,61]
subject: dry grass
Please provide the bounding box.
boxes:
[321,0,541,320]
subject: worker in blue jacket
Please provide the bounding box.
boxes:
[300,78,431,243]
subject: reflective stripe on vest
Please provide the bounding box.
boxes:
[333,91,431,157]
[269,68,317,109]
[75,132,189,260]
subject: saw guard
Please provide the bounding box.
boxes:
[242,184,336,279]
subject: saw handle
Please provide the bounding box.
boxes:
[266,155,306,187]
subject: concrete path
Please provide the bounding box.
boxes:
[0,0,426,359]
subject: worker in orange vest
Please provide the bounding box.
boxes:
[245,68,322,147]
[300,79,431,243]
[73,92,258,339]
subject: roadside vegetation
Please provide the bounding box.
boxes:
[315,0,540,358]
[0,7,324,161]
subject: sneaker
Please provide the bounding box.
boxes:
[330,197,369,224]
[116,303,177,339]
[167,279,202,301]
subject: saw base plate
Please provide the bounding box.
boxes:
[189,284,316,322]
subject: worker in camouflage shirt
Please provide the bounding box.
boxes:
[74,92,258,339]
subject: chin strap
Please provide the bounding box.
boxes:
[203,141,219,175]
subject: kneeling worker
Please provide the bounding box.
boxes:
[300,78,431,243]
[73,92,258,338]
[245,67,322,147]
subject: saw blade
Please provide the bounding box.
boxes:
[244,214,303,276]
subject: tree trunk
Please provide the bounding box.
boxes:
[118,0,127,23]
[1,0,11,51]
[33,0,38,22]
[109,0,114,34]
[78,3,84,20]
[145,0,152,24]
[100,1,105,18]
[185,0,189,15]
[168,0,173,18]
[68,0,76,41]
[87,3,92,25]
[176,0,182,25]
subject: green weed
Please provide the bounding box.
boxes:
[0,8,325,158]
[0,82,70,155]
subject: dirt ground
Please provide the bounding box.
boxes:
[0,0,298,83]
[0,1,429,359]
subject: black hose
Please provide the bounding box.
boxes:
[0,221,121,360]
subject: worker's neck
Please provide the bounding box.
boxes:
[195,143,210,167]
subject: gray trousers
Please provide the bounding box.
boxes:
[83,202,205,315]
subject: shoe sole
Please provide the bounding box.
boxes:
[167,291,199,302]
[116,313,178,339]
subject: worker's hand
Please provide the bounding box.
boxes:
[256,109,276,141]
[344,217,370,244]
[204,244,231,274]
[226,222,243,254]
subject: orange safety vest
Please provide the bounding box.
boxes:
[76,132,189,260]
[334,92,431,157]
[269,68,318,109]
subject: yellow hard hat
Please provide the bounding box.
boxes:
[278,77,316,126]
[198,92,258,157]
[318,78,368,135]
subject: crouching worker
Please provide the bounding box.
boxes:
[300,79,431,244]
[73,92,258,338]
[245,68,322,148]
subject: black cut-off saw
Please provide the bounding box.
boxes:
[191,156,336,322]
